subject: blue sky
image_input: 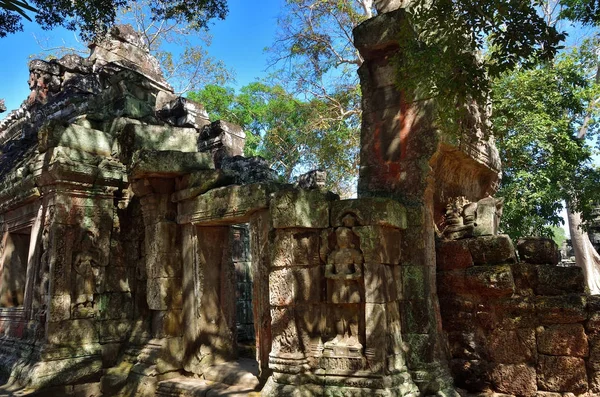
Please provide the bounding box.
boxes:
[0,0,284,112]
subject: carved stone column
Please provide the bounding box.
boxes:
[354,9,501,395]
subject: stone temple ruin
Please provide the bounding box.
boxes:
[0,8,598,397]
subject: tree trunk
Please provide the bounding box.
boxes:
[566,202,600,294]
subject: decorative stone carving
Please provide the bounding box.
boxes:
[442,196,504,240]
[72,230,102,315]
[321,213,366,373]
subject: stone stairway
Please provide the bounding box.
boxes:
[156,358,261,397]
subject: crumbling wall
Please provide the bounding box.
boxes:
[437,235,599,395]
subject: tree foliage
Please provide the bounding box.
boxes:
[0,0,227,41]
[492,43,600,240]
[189,82,359,196]
[116,0,232,94]
[397,0,566,134]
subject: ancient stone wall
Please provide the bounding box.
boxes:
[437,235,599,395]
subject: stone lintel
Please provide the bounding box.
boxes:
[330,198,407,229]
[32,147,125,188]
[177,183,278,226]
[129,149,214,180]
[121,124,198,153]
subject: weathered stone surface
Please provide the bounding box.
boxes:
[464,265,515,297]
[534,265,585,296]
[517,237,560,265]
[178,183,275,225]
[38,121,113,156]
[46,319,98,345]
[220,155,279,184]
[535,295,587,324]
[537,324,588,357]
[121,124,199,154]
[330,198,406,229]
[269,267,322,305]
[487,328,537,364]
[155,95,210,130]
[272,188,337,229]
[437,239,474,271]
[586,295,600,332]
[468,235,517,265]
[473,196,504,237]
[271,229,321,268]
[364,262,396,303]
[353,226,401,264]
[491,363,537,396]
[147,277,182,310]
[129,150,214,179]
[537,355,588,394]
[450,359,491,392]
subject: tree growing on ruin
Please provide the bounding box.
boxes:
[0,0,227,41]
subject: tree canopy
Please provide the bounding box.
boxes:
[189,82,360,196]
[0,0,227,40]
[492,44,600,239]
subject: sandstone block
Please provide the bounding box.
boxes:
[330,198,406,229]
[402,265,428,300]
[48,294,71,322]
[402,299,431,334]
[587,334,600,371]
[129,150,214,179]
[437,239,474,271]
[491,298,537,329]
[537,355,588,394]
[464,265,515,297]
[269,267,322,306]
[468,235,517,265]
[491,363,537,396]
[537,324,588,357]
[487,328,537,364]
[38,121,113,156]
[437,269,467,296]
[178,183,273,225]
[517,237,560,265]
[46,319,98,345]
[121,123,199,153]
[147,277,182,310]
[271,229,321,267]
[97,292,133,320]
[536,295,586,324]
[97,319,131,343]
[271,189,335,229]
[353,226,401,264]
[534,265,584,296]
[586,295,600,332]
[364,262,395,303]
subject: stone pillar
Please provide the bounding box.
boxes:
[250,210,272,380]
[181,225,236,374]
[354,9,501,395]
[134,178,183,340]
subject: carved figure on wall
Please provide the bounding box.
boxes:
[73,230,99,308]
[441,195,505,240]
[325,214,363,348]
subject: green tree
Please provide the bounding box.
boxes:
[0,0,227,41]
[492,46,600,239]
[189,82,359,196]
